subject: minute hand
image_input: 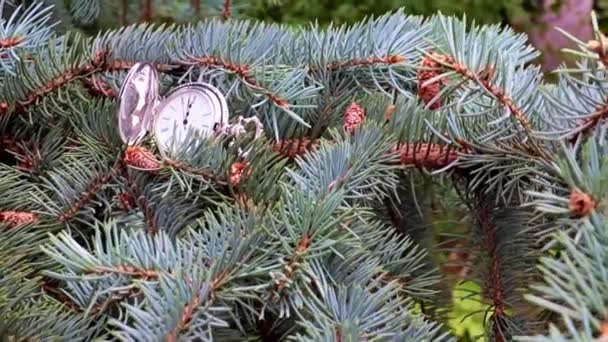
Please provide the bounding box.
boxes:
[183,96,194,125]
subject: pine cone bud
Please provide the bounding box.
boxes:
[14,145,37,172]
[0,102,8,116]
[344,101,365,134]
[117,192,136,211]
[417,53,448,110]
[17,156,36,172]
[124,146,161,170]
[586,35,608,56]
[600,320,608,339]
[569,190,597,217]
[229,161,250,187]
[387,54,406,64]
[0,211,39,227]
[0,36,25,49]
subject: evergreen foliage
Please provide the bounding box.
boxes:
[2,1,608,341]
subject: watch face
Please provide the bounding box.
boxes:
[153,84,225,155]
[118,62,159,145]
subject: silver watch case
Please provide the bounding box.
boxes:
[117,62,160,145]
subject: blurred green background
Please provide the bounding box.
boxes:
[247,0,512,26]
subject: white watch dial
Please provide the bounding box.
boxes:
[154,86,222,154]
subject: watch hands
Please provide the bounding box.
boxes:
[183,95,193,126]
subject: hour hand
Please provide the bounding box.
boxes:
[186,96,194,116]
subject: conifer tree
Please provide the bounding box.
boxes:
[1,1,608,341]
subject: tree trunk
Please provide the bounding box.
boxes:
[141,0,153,22]
[191,0,201,17]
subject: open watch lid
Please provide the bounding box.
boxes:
[117,62,160,145]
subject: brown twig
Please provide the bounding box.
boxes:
[221,0,232,21]
[141,0,153,22]
[272,138,320,159]
[41,280,83,313]
[569,104,608,144]
[91,264,164,279]
[269,234,312,301]
[121,0,129,26]
[163,158,227,185]
[120,162,159,234]
[16,66,96,111]
[7,50,188,115]
[1,136,22,152]
[10,51,277,117]
[13,143,40,173]
[424,52,552,160]
[14,49,109,113]
[81,77,116,97]
[104,58,176,73]
[123,146,227,185]
[478,199,508,342]
[188,56,289,109]
[167,269,231,340]
[0,137,37,172]
[191,0,201,17]
[311,54,406,73]
[166,228,258,339]
[57,163,119,223]
[434,54,529,129]
[43,276,143,316]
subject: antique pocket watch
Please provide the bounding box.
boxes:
[117,62,229,156]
